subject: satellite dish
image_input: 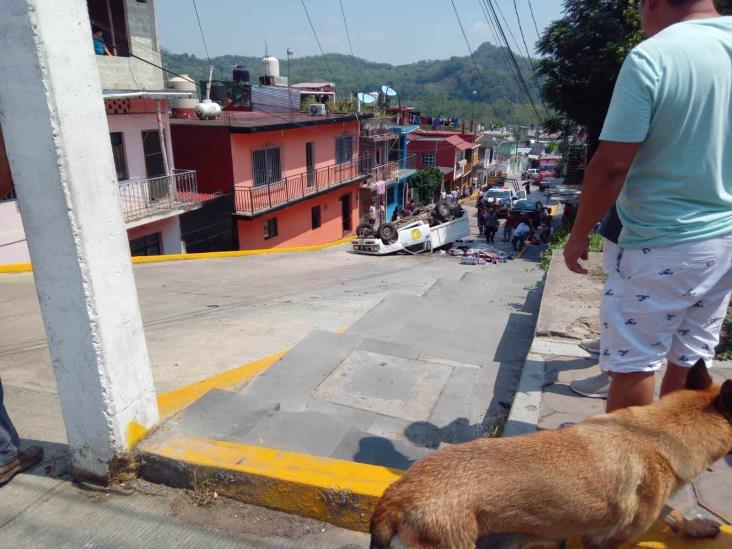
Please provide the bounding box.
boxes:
[381,85,398,97]
[358,92,376,104]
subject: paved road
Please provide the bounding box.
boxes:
[0,218,547,546]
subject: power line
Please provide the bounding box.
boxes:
[477,0,524,96]
[526,0,542,41]
[191,0,212,66]
[339,0,363,91]
[482,0,544,125]
[300,0,337,85]
[448,0,491,115]
[512,0,547,111]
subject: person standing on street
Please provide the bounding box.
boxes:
[564,0,732,414]
[484,208,498,243]
[523,179,531,196]
[1,379,43,486]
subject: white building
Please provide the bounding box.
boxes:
[1,0,209,263]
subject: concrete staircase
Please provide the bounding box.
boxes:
[142,259,542,470]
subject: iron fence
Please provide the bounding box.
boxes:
[118,169,201,222]
[234,159,364,215]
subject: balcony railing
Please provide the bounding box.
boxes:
[118,169,204,223]
[234,160,365,215]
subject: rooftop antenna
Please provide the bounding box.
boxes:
[265,41,269,57]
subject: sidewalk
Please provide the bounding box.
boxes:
[506,252,732,545]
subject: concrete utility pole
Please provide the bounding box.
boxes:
[0,0,158,482]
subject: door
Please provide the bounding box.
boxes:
[340,193,352,233]
[142,130,168,201]
[306,142,315,187]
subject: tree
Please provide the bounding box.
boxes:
[410,168,443,204]
[538,0,732,152]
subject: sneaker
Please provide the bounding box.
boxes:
[0,446,44,486]
[580,338,601,355]
[570,372,611,399]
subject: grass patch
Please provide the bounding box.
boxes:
[717,308,732,361]
[538,229,604,272]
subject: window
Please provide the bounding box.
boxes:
[311,205,321,229]
[252,147,281,187]
[335,135,353,164]
[129,232,161,256]
[264,218,278,240]
[422,153,436,166]
[110,132,128,180]
[142,130,165,178]
[87,0,130,56]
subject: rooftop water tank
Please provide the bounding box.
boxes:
[168,74,198,110]
[262,56,280,78]
[209,80,226,103]
[233,65,250,83]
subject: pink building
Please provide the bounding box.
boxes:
[408,130,479,193]
[171,111,371,250]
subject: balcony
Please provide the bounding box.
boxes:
[234,161,367,216]
[118,169,209,224]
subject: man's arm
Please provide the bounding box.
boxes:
[563,140,642,274]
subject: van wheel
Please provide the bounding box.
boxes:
[435,200,453,222]
[378,222,399,244]
[356,223,374,238]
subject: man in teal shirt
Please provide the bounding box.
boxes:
[565,0,732,412]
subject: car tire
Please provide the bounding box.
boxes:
[378,222,399,244]
[435,200,454,222]
[356,223,374,238]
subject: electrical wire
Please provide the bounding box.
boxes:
[339,0,363,91]
[191,0,212,66]
[526,0,542,41]
[512,0,547,111]
[448,0,491,113]
[477,0,525,97]
[300,0,337,85]
[482,0,544,125]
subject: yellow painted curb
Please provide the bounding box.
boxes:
[0,262,32,274]
[0,236,356,274]
[139,435,402,532]
[156,350,287,420]
[565,522,732,549]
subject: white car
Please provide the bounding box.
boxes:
[526,168,540,179]
[483,188,527,217]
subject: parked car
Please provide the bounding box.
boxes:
[526,168,540,180]
[507,199,546,227]
[539,176,566,192]
[483,188,515,217]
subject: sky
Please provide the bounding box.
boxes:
[155,0,566,65]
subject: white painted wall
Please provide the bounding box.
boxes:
[127,216,182,254]
[0,200,30,263]
[106,111,174,182]
[0,0,159,480]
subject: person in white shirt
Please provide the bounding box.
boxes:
[511,221,530,251]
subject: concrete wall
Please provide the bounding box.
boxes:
[0,199,30,263]
[106,100,175,181]
[127,216,182,254]
[94,0,164,91]
[170,124,234,194]
[236,184,359,249]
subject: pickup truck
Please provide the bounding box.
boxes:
[352,200,469,255]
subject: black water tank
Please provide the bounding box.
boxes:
[209,80,226,103]
[233,65,250,83]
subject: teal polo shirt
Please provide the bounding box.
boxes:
[600,17,732,249]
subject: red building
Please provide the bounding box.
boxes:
[171,111,371,250]
[408,130,479,193]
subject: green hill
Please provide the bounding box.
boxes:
[162,42,545,126]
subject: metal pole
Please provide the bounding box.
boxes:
[156,99,170,176]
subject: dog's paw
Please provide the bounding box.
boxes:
[681,517,721,539]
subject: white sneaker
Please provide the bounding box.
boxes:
[570,372,610,399]
[580,338,601,355]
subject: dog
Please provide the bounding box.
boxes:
[370,360,732,549]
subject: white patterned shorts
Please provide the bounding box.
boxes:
[600,233,732,373]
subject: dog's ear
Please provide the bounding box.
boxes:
[717,380,732,414]
[685,359,713,391]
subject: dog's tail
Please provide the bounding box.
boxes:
[369,504,400,549]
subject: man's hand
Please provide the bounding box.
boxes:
[564,234,590,274]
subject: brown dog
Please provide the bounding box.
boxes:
[370,361,732,548]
